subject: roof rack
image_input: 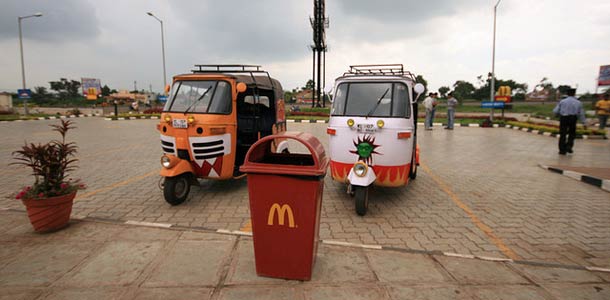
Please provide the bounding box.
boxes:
[191,64,275,97]
[343,64,416,80]
[192,64,264,73]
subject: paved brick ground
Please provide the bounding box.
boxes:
[1,118,609,268]
[2,211,609,300]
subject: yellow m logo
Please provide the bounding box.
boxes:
[267,203,295,228]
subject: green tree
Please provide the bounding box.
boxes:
[304,79,315,91]
[32,86,48,102]
[101,85,111,96]
[452,80,475,100]
[556,85,572,96]
[49,78,82,99]
[438,86,450,98]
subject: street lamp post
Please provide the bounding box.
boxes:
[18,12,43,116]
[146,12,167,94]
[490,0,501,122]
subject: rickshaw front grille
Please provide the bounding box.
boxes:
[160,135,176,155]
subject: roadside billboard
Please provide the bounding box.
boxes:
[599,65,610,86]
[81,78,102,100]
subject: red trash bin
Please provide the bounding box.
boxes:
[240,131,329,281]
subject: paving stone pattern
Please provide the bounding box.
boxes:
[1,212,609,300]
[1,119,609,268]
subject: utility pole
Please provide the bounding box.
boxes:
[489,0,501,121]
[310,0,329,108]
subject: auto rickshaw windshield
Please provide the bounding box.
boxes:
[331,82,410,118]
[163,80,232,114]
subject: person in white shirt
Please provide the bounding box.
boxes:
[445,92,458,130]
[422,93,435,130]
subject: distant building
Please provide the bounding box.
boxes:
[107,90,148,102]
[0,92,13,112]
[295,90,313,104]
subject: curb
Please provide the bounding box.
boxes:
[287,119,329,123]
[3,208,609,274]
[539,164,610,192]
[0,114,102,122]
[104,115,160,121]
[503,124,607,140]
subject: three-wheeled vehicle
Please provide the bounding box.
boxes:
[327,64,425,215]
[157,65,288,205]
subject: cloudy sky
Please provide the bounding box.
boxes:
[1,0,609,95]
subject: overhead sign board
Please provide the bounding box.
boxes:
[599,65,610,86]
[17,89,32,99]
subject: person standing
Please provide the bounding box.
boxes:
[423,93,434,130]
[445,92,458,130]
[594,92,610,129]
[553,88,586,155]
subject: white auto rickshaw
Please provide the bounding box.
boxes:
[327,64,425,215]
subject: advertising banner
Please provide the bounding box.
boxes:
[81,78,102,100]
[599,65,610,86]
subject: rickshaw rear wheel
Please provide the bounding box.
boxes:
[354,186,369,216]
[409,154,417,179]
[409,137,418,180]
[163,174,191,206]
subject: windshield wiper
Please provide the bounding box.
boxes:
[366,88,390,117]
[183,87,211,114]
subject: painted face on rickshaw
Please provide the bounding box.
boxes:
[350,135,381,165]
[357,142,374,158]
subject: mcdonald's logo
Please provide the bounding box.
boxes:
[267,203,296,228]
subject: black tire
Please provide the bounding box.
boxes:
[354,186,369,216]
[409,137,418,180]
[409,153,417,180]
[163,174,191,205]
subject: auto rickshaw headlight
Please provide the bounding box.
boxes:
[353,162,368,177]
[377,120,385,128]
[161,155,172,168]
[163,114,172,123]
[347,119,355,127]
[187,115,195,124]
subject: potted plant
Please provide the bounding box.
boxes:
[12,120,85,232]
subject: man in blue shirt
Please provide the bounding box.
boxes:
[553,88,586,155]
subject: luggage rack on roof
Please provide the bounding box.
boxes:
[343,64,416,80]
[191,64,275,99]
[192,64,265,73]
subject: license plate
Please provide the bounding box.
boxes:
[357,124,376,133]
[172,119,188,128]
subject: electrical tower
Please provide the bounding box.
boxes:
[310,0,329,107]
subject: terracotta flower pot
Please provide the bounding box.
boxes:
[21,191,77,233]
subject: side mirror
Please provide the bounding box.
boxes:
[236,82,247,93]
[164,84,171,95]
[413,83,425,101]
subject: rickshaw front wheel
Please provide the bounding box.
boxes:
[354,186,369,216]
[163,174,191,206]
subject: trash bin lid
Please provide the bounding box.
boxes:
[240,131,329,176]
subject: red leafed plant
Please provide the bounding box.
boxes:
[12,120,85,200]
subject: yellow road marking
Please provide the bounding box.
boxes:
[75,170,157,200]
[420,162,520,260]
[240,219,252,232]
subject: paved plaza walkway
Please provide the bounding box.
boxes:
[1,210,609,300]
[2,118,610,299]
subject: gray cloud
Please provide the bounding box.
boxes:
[0,0,100,42]
[330,0,489,41]
[168,1,311,62]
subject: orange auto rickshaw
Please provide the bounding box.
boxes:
[157,65,287,205]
